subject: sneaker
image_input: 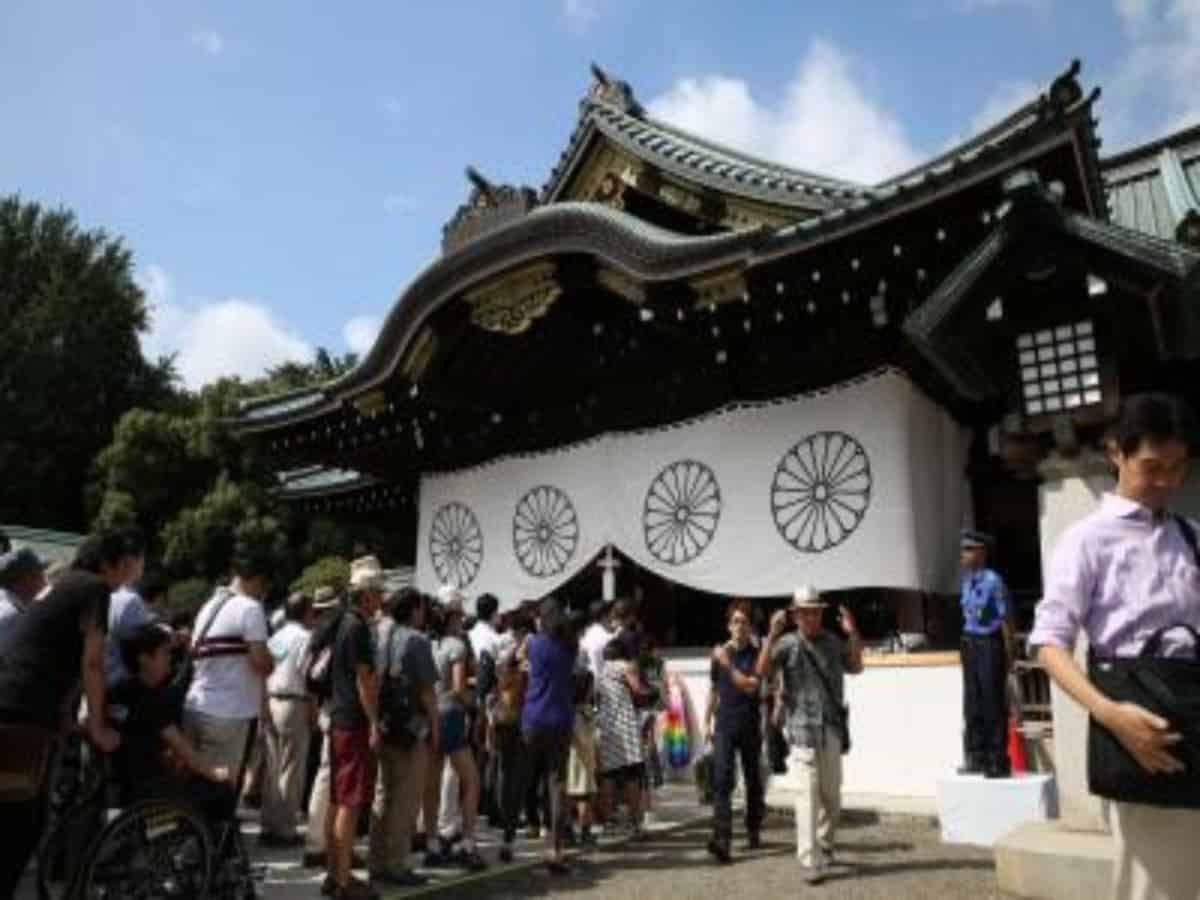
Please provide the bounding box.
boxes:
[422,849,448,868]
[334,877,379,900]
[706,838,731,864]
[369,867,427,887]
[499,844,514,864]
[453,848,488,872]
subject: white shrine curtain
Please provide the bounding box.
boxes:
[414,368,968,612]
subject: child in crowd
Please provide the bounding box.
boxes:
[565,669,598,846]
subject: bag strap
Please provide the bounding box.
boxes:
[798,640,845,722]
[1174,514,1200,567]
[191,588,236,658]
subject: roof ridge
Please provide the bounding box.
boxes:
[874,59,1099,192]
[616,103,870,193]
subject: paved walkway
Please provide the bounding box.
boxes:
[252,784,997,899]
[20,783,999,898]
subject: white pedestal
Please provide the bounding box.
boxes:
[937,772,1057,847]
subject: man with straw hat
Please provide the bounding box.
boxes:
[757,585,863,885]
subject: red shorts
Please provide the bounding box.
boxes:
[330,727,371,808]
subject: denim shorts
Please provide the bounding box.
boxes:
[439,707,468,755]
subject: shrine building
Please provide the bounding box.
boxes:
[236,61,1200,805]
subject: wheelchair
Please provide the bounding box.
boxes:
[37,746,261,900]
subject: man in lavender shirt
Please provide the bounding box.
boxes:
[1030,393,1200,900]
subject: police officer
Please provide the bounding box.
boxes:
[958,529,1013,778]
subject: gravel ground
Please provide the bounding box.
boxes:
[404,811,999,900]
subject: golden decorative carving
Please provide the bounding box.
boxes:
[400,326,437,382]
[597,266,646,304]
[465,262,562,336]
[353,389,387,417]
[690,268,748,308]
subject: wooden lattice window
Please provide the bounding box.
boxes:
[1016,320,1102,416]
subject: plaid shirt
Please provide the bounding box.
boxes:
[768,630,848,748]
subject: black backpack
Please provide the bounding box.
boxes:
[301,609,345,701]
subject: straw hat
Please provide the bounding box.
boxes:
[349,555,385,592]
[790,584,826,610]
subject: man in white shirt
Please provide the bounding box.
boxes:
[260,591,315,845]
[183,548,274,777]
[580,599,618,677]
[0,548,47,644]
[468,594,502,665]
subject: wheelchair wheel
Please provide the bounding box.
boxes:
[78,799,211,899]
[37,782,104,899]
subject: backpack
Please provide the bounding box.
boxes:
[377,628,418,748]
[301,608,345,701]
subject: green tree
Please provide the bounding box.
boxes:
[0,195,178,529]
[291,555,350,594]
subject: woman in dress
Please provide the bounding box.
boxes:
[595,637,646,838]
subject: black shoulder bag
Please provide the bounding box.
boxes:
[799,641,851,755]
[1086,515,1200,809]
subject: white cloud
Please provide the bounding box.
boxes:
[646,40,922,184]
[343,316,382,356]
[383,193,415,213]
[1105,0,1200,148]
[137,265,313,390]
[563,0,599,32]
[188,29,225,56]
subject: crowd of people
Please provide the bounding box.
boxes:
[1,393,1195,900]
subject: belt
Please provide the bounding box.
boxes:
[269,693,309,701]
[962,631,1003,640]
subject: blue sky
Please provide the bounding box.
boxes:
[2,0,1196,389]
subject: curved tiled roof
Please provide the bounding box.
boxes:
[1102,124,1200,242]
[542,99,871,211]
[237,201,767,429]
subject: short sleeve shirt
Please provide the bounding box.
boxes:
[184,588,269,721]
[266,622,311,697]
[105,587,156,685]
[769,630,847,748]
[521,633,576,735]
[960,568,1008,636]
[0,571,111,729]
[330,609,375,730]
[434,636,468,711]
[710,642,761,732]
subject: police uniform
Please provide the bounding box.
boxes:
[958,530,1011,778]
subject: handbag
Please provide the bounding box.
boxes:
[1087,623,1200,809]
[1087,513,1200,808]
[800,642,852,755]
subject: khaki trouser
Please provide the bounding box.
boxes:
[261,697,312,839]
[789,727,843,872]
[369,741,430,872]
[182,710,253,775]
[306,729,331,854]
[1110,802,1200,900]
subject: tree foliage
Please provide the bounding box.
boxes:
[291,555,351,595]
[0,195,178,529]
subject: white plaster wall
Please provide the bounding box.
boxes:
[663,650,962,801]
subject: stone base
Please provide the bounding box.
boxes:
[937,772,1056,847]
[995,820,1114,900]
